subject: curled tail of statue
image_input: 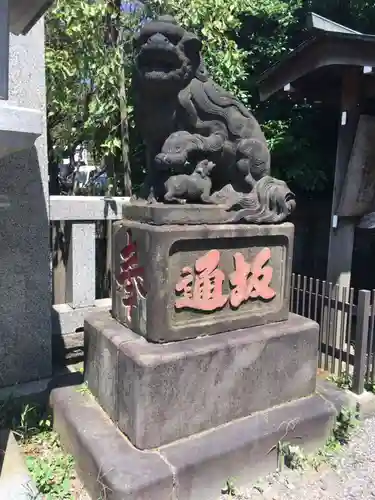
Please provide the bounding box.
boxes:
[211,176,296,224]
[229,176,296,224]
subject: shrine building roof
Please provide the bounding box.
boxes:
[257,13,375,103]
[9,0,55,35]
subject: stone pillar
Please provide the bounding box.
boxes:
[0,19,51,388]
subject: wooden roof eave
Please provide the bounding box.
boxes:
[257,32,375,102]
[9,0,55,35]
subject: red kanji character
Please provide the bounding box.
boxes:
[175,249,228,311]
[117,232,145,313]
[229,247,276,308]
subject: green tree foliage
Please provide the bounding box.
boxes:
[148,0,301,100]
[46,0,375,195]
[148,0,334,193]
[46,0,145,194]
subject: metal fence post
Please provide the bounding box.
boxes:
[0,0,9,100]
[352,289,371,394]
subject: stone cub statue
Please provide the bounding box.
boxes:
[164,160,215,204]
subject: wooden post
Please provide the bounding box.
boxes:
[326,68,361,287]
[325,69,361,369]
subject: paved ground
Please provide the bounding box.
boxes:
[221,416,375,499]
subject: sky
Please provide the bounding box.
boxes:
[120,1,144,14]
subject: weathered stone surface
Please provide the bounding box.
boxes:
[85,311,318,449]
[52,298,111,336]
[159,393,335,500]
[0,100,42,159]
[50,386,174,500]
[112,218,294,342]
[50,384,335,500]
[0,20,51,388]
[65,222,96,309]
[316,376,375,420]
[84,312,143,422]
[123,201,236,225]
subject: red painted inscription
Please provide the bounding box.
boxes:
[117,231,146,319]
[174,247,276,312]
[175,249,228,311]
[229,247,276,308]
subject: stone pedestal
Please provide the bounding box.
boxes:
[73,205,335,498]
[112,216,294,342]
[85,311,318,449]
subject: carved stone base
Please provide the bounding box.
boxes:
[51,384,335,500]
[111,217,294,343]
[85,311,319,449]
[123,201,235,225]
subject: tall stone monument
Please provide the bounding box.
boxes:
[54,16,336,500]
[0,4,52,391]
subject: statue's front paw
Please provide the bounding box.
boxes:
[147,194,158,204]
[155,153,169,168]
[155,152,187,168]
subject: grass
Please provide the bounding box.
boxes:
[273,406,360,473]
[220,406,361,499]
[328,371,375,394]
[24,432,77,499]
[221,477,238,496]
[327,373,353,391]
[76,380,91,396]
[0,403,88,499]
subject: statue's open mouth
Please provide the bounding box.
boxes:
[137,47,181,74]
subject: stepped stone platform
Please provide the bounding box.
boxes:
[51,384,335,500]
[85,311,319,449]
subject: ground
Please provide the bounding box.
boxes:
[4,392,90,500]
[20,414,375,499]
[221,416,375,500]
[5,364,372,499]
[15,396,371,500]
[22,429,89,500]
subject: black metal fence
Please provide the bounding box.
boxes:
[290,274,375,395]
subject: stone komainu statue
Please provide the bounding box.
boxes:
[132,15,295,223]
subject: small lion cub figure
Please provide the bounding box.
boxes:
[164,160,215,204]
